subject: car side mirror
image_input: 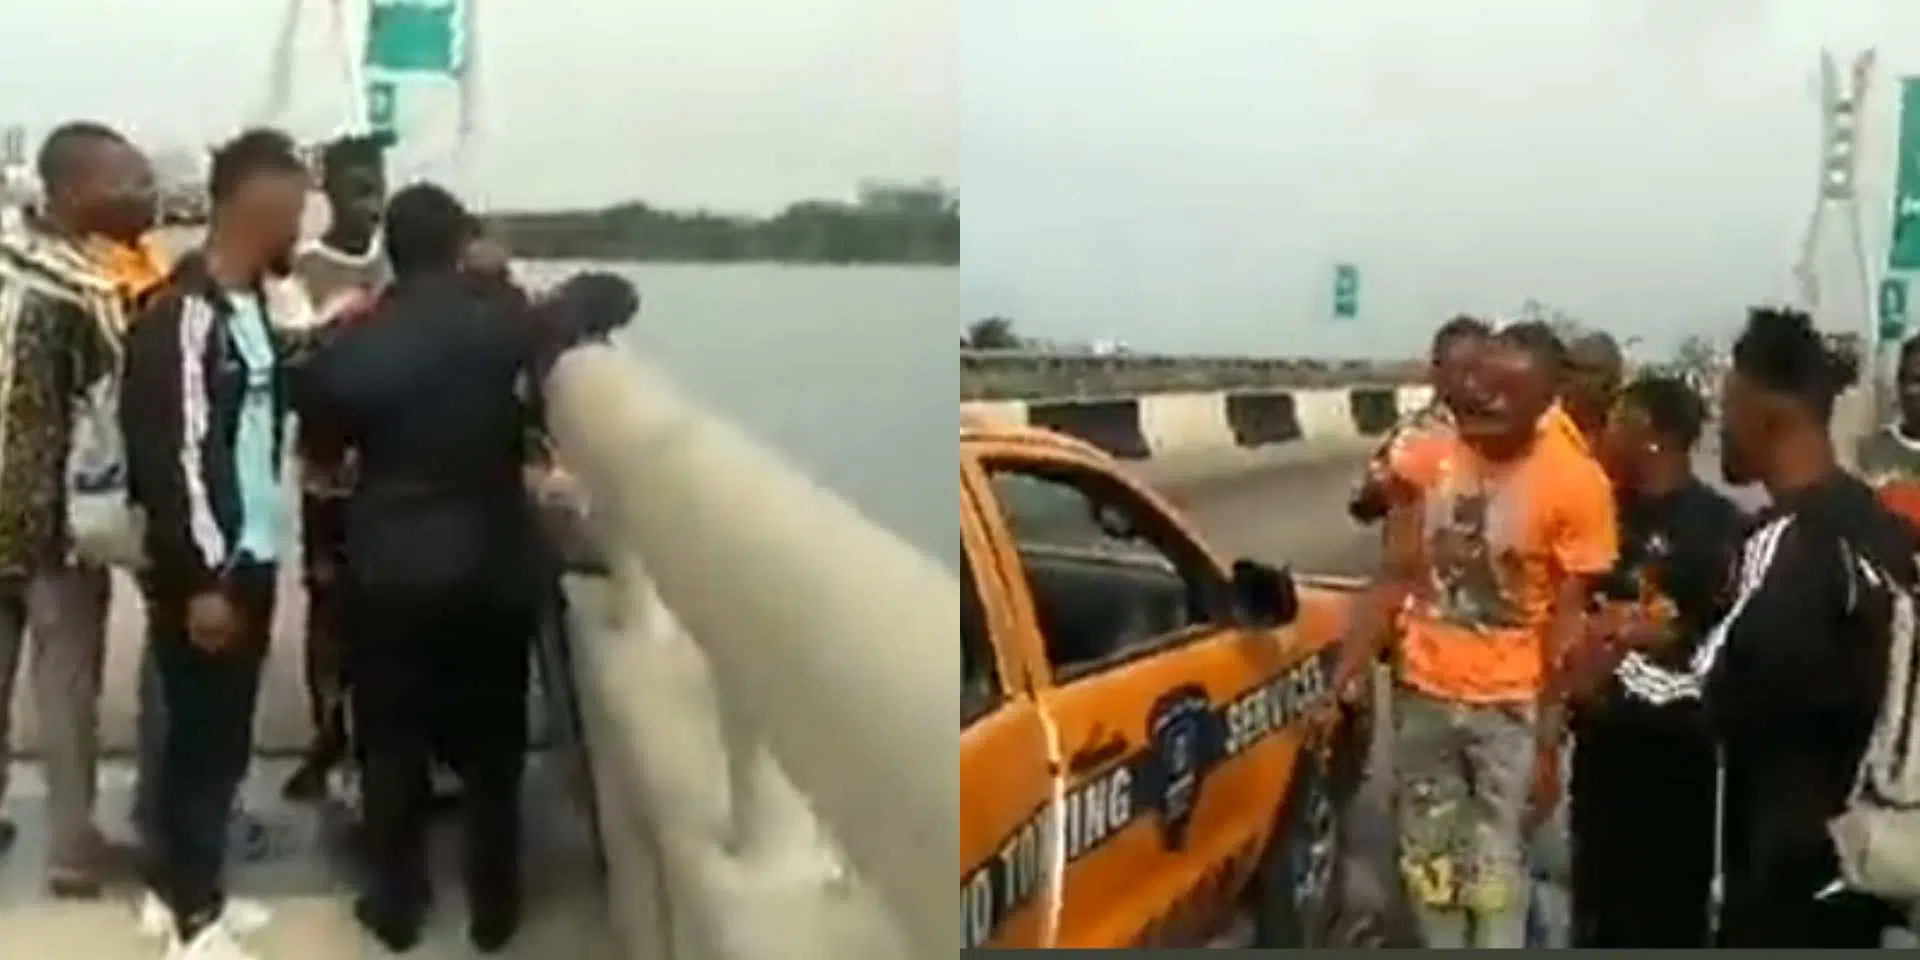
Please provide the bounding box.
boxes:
[1231,558,1298,627]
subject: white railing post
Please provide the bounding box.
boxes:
[543,344,954,959]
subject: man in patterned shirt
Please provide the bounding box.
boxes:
[1350,315,1493,523]
[0,121,134,897]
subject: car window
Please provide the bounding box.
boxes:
[992,471,1174,565]
[988,463,1227,682]
[962,548,1000,725]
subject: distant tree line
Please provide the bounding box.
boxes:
[490,199,958,265]
[963,316,1024,349]
[152,187,958,265]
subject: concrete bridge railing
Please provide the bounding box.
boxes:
[541,344,954,960]
[961,349,1424,401]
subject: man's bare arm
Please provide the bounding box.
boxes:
[1332,493,1421,693]
[1538,576,1598,743]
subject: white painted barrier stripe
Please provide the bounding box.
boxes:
[959,385,1430,459]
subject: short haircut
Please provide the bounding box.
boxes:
[36,121,125,191]
[1494,320,1568,380]
[1730,305,1858,420]
[1566,331,1625,380]
[1430,315,1491,363]
[207,127,305,205]
[319,132,390,186]
[384,182,478,276]
[1619,373,1706,450]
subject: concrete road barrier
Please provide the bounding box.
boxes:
[963,384,1430,577]
[963,383,1431,466]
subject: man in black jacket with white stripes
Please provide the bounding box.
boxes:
[120,128,310,960]
[1619,306,1910,946]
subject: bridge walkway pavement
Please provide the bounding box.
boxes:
[0,564,613,958]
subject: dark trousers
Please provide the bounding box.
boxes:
[145,564,274,926]
[1570,722,1716,947]
[301,495,350,765]
[347,579,531,910]
[1718,884,1889,947]
[1715,745,1895,947]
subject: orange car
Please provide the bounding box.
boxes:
[961,423,1369,949]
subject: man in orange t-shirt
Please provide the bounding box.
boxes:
[1334,324,1617,948]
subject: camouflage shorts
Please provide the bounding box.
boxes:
[1392,688,1536,914]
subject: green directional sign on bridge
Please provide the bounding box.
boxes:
[1890,78,1920,270]
[365,79,399,139]
[1882,275,1911,343]
[1331,263,1360,321]
[364,0,464,75]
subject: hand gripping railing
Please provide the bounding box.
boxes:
[540,343,955,960]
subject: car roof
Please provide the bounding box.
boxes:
[959,420,1111,463]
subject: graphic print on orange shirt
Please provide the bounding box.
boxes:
[1390,424,1618,703]
[1427,486,1527,632]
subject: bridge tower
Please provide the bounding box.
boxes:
[1796,48,1883,447]
[261,0,367,141]
[259,0,482,204]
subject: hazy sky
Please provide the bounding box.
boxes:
[0,0,955,214]
[964,0,1920,360]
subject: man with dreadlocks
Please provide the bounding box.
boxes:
[1704,309,1913,945]
[1609,307,1912,944]
[283,132,391,803]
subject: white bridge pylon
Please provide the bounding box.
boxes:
[261,0,371,144]
[1796,48,1886,438]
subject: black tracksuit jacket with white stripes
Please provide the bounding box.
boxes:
[1703,474,1914,909]
[120,257,294,594]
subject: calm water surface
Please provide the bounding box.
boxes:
[512,261,956,567]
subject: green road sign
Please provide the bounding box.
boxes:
[1882,275,1910,342]
[1332,263,1359,320]
[366,79,399,139]
[1890,78,1920,269]
[364,0,463,76]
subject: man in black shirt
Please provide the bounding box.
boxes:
[300,182,534,955]
[1563,374,1742,946]
[1699,306,1908,945]
[299,183,633,954]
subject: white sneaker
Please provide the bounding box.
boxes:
[221,897,272,936]
[137,890,170,938]
[166,918,257,960]
[139,891,271,939]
